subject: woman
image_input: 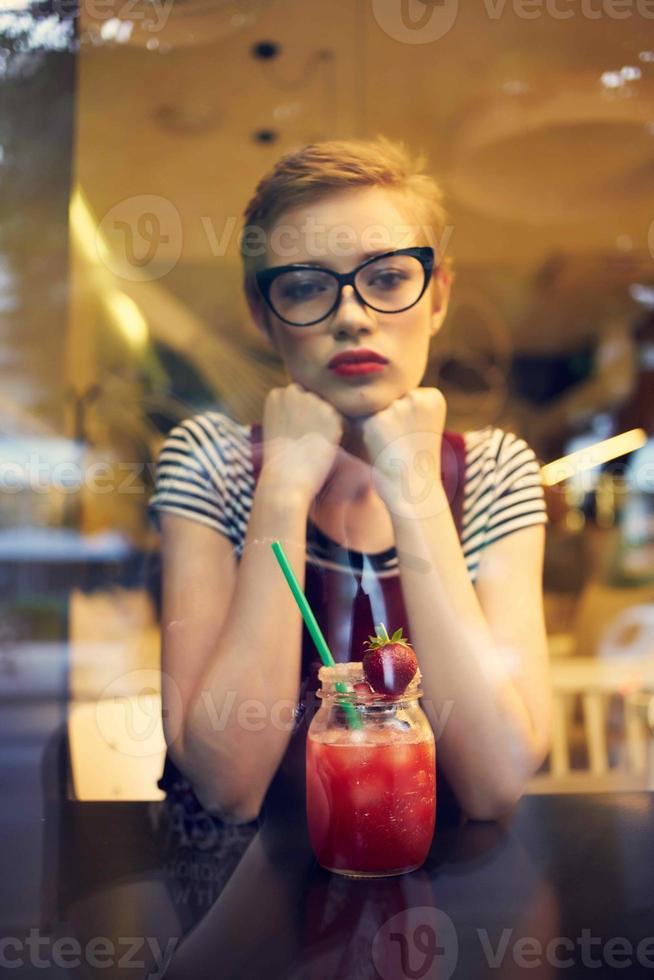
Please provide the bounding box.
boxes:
[149,136,551,834]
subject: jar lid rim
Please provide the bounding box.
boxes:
[317,660,422,696]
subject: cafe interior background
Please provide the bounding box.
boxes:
[2,0,654,928]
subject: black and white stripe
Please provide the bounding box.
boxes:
[148,411,547,582]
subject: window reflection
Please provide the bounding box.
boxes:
[2,0,654,866]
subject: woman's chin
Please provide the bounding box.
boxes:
[325,378,382,402]
[335,390,397,420]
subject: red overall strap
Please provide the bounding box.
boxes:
[250,422,466,538]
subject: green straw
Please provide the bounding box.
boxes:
[271,540,362,730]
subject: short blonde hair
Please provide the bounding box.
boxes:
[240,134,453,310]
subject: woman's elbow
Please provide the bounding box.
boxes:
[465,792,522,822]
[462,780,522,822]
[206,799,263,827]
[167,718,264,825]
[462,740,550,822]
[193,778,263,826]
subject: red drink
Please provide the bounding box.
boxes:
[306,726,436,877]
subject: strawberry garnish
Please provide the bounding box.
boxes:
[362,623,418,697]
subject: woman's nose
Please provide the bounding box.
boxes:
[329,285,376,334]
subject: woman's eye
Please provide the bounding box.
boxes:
[283,280,325,301]
[368,271,406,290]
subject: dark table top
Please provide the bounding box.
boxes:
[36,790,654,980]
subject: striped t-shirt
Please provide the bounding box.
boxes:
[148,410,548,583]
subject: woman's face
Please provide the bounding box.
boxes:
[252,186,451,420]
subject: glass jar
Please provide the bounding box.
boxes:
[306,661,436,878]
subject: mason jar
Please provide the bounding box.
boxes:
[306,661,436,878]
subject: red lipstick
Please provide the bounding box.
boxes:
[331,362,387,376]
[328,349,389,377]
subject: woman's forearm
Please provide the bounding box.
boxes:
[390,486,545,820]
[179,470,312,822]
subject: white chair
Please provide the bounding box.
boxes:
[532,599,654,792]
[599,603,654,660]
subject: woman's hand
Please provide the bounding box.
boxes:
[359,387,447,518]
[261,382,344,500]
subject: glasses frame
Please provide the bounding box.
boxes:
[255,246,437,327]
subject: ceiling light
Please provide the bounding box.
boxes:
[629,284,654,307]
[541,429,648,486]
[620,66,642,82]
[601,71,624,89]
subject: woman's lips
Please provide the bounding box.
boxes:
[329,362,388,377]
